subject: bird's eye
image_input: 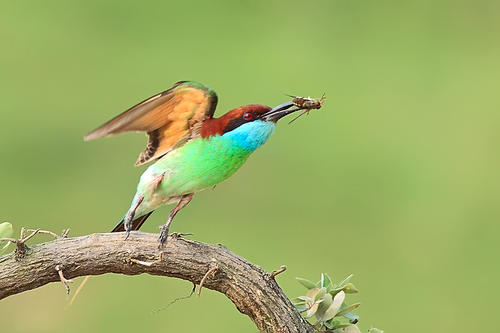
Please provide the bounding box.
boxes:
[243,112,253,120]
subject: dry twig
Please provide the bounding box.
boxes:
[0,227,40,255]
[55,265,73,294]
[270,265,287,279]
[26,229,59,239]
[61,229,70,238]
[197,263,218,296]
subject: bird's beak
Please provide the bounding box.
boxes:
[260,102,303,122]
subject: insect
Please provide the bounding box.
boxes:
[287,93,326,124]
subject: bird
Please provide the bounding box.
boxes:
[85,81,309,248]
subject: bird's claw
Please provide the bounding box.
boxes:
[124,230,131,240]
[170,232,193,239]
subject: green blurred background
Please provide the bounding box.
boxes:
[1,0,499,332]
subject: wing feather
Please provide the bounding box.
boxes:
[85,81,218,165]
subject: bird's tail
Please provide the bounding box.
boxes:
[111,211,154,232]
[69,211,155,306]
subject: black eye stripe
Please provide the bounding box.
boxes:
[223,111,261,134]
[223,118,246,133]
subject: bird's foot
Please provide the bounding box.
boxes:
[122,194,144,240]
[158,224,170,249]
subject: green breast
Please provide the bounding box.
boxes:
[145,135,253,197]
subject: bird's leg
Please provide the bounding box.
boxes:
[123,194,144,240]
[158,193,194,248]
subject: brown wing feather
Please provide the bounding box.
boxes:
[85,81,218,166]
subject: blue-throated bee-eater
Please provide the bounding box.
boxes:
[85,81,317,248]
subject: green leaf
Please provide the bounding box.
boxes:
[336,303,361,317]
[344,282,359,294]
[342,311,359,322]
[337,274,354,288]
[321,273,334,289]
[0,222,13,239]
[294,304,307,312]
[294,272,363,326]
[315,287,327,301]
[318,290,345,322]
[296,277,316,289]
[305,301,319,318]
[305,288,321,318]
[306,288,320,301]
[293,301,305,306]
[324,320,336,330]
[315,292,333,321]
[0,222,14,254]
[329,282,358,297]
[329,285,347,297]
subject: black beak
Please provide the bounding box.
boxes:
[260,102,304,122]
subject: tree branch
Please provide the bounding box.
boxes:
[0,231,314,333]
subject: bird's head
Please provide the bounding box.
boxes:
[200,102,305,151]
[200,102,303,137]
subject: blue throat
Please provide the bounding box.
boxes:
[222,120,276,151]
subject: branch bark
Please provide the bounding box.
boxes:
[0,232,314,333]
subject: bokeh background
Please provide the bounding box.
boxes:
[1,0,499,332]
